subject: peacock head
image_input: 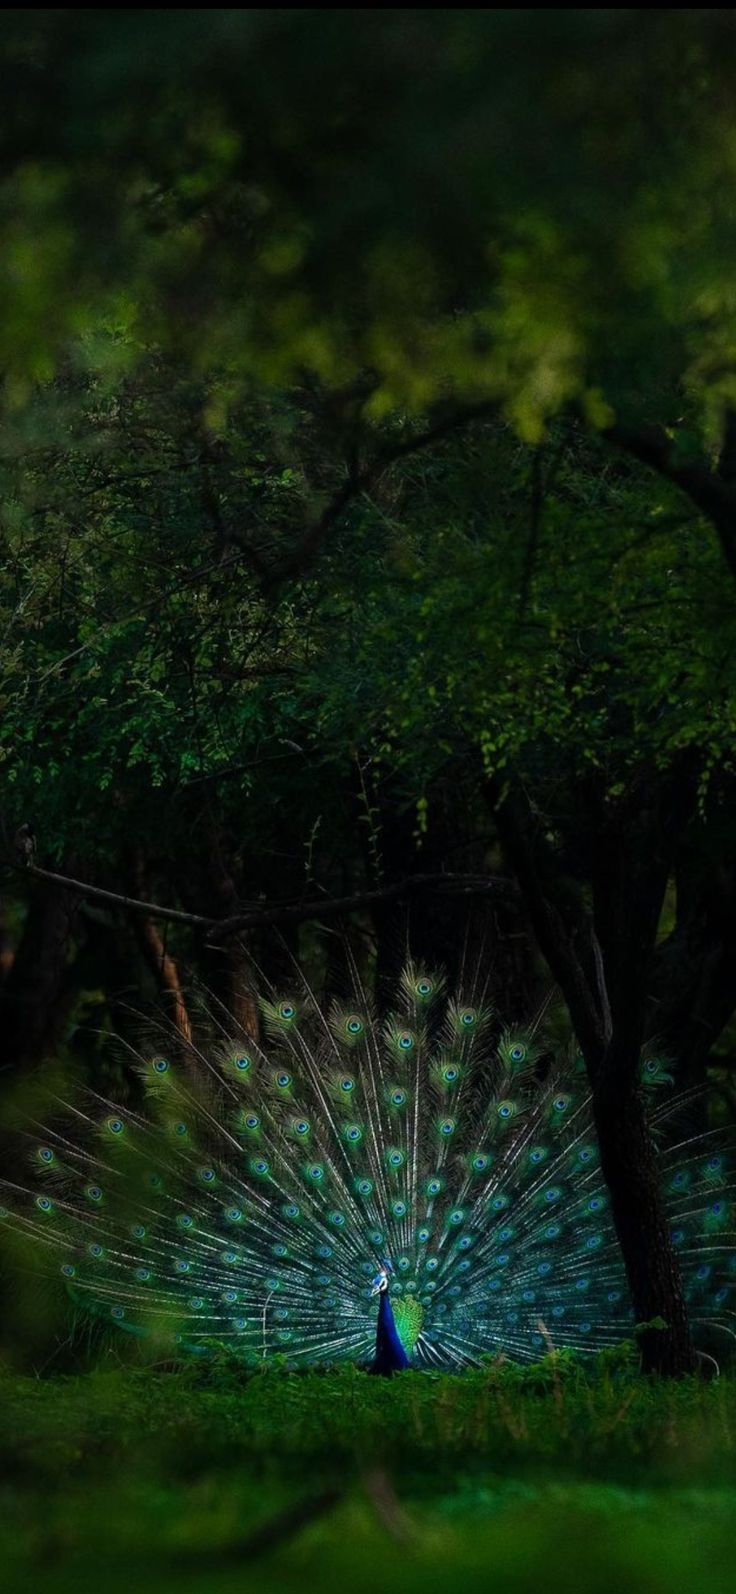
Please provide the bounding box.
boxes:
[370,1267,390,1296]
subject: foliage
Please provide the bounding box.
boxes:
[2,14,736,445]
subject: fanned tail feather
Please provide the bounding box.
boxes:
[1,959,734,1366]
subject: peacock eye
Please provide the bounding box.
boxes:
[416,979,433,997]
[60,1263,76,1278]
[428,1179,441,1195]
[200,1167,215,1183]
[340,1078,355,1092]
[443,1067,458,1083]
[276,1072,291,1088]
[36,1196,52,1211]
[87,1186,102,1202]
[111,1306,125,1320]
[510,1045,526,1062]
[392,1199,407,1217]
[391,1089,406,1106]
[235,1056,251,1071]
[153,1059,169,1074]
[357,1178,373,1196]
[346,1125,362,1142]
[460,1009,476,1027]
[294,1120,310,1136]
[38,1147,54,1164]
[132,1225,146,1239]
[440,1119,455,1136]
[279,1002,296,1020]
[346,1016,363,1035]
[308,1165,324,1181]
[398,1032,414,1050]
[226,1208,242,1223]
[553,1097,568,1112]
[108,1119,124,1134]
[245,1115,259,1129]
[175,1123,188,1137]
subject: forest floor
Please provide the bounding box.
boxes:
[1,1360,735,1594]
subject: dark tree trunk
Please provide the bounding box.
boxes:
[0,876,80,1071]
[592,1072,696,1373]
[488,774,698,1375]
[649,854,736,1101]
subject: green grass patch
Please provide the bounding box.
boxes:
[1,1360,735,1593]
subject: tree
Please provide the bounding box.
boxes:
[3,12,736,1371]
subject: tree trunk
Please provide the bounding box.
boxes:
[0,876,80,1070]
[487,775,698,1375]
[133,913,192,1043]
[592,1071,696,1373]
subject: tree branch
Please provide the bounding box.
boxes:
[263,401,500,590]
[604,422,736,582]
[6,860,514,942]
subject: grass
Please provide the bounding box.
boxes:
[1,1357,736,1593]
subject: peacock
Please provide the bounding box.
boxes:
[1,952,734,1373]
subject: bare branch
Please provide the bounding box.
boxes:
[5,860,514,942]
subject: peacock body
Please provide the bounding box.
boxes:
[2,957,734,1370]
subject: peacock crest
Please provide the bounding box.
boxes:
[1,955,734,1370]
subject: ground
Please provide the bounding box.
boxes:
[1,1358,735,1594]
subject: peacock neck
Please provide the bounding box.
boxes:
[371,1287,410,1376]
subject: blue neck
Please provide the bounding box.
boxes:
[371,1287,410,1375]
